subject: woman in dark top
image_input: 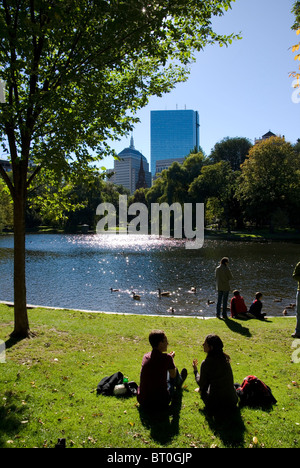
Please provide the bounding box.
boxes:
[249,292,266,320]
[192,334,238,414]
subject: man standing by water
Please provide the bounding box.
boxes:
[292,261,300,338]
[215,257,233,319]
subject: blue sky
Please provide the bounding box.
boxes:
[104,0,300,169]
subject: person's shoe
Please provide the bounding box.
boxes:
[291,333,300,338]
[180,368,188,384]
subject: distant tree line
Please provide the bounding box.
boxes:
[135,136,300,233]
[1,135,300,234]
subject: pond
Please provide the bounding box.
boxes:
[0,234,298,318]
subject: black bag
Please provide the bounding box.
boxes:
[236,375,277,408]
[97,372,138,397]
[97,372,124,395]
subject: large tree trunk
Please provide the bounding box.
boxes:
[11,170,31,339]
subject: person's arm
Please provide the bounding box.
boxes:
[215,268,219,290]
[293,262,300,282]
[193,359,200,384]
[198,361,209,397]
[168,368,177,379]
[168,351,177,379]
[193,359,210,397]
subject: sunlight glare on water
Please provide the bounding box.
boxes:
[0,234,298,318]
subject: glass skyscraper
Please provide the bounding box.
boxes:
[150,109,200,176]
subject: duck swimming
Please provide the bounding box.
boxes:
[132,292,141,301]
[158,288,171,297]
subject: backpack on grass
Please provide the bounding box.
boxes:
[97,372,138,397]
[236,375,277,408]
[97,372,124,395]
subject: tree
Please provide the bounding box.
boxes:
[0,177,13,231]
[28,168,106,231]
[188,160,236,232]
[0,0,238,338]
[237,137,300,230]
[290,1,300,88]
[183,150,207,183]
[209,136,252,171]
[294,138,300,155]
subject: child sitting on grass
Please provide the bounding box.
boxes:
[248,292,266,320]
[230,290,248,318]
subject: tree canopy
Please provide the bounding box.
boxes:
[237,137,300,230]
[0,0,239,188]
[291,1,300,87]
[141,137,300,233]
[209,136,253,171]
[0,0,239,338]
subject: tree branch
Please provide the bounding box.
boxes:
[0,162,14,198]
[26,164,42,189]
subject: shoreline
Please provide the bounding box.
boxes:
[1,229,300,243]
[0,300,294,321]
[0,300,215,319]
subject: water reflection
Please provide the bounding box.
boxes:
[0,234,298,317]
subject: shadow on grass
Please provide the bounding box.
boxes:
[222,317,252,337]
[200,406,246,448]
[138,390,183,445]
[5,335,23,351]
[222,316,274,337]
[0,391,27,448]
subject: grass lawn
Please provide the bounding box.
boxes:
[0,303,299,449]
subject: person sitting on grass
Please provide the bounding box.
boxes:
[230,290,248,318]
[248,292,266,320]
[137,330,187,411]
[192,334,238,415]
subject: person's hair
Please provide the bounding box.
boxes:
[149,330,166,348]
[205,334,230,363]
[233,290,240,296]
[220,257,229,265]
[255,292,263,300]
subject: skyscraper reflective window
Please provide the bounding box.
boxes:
[151,110,200,176]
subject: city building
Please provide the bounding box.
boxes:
[0,159,12,172]
[155,157,185,177]
[111,137,151,194]
[150,109,200,177]
[135,156,148,191]
[254,130,284,145]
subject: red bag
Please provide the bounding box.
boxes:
[237,375,277,407]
